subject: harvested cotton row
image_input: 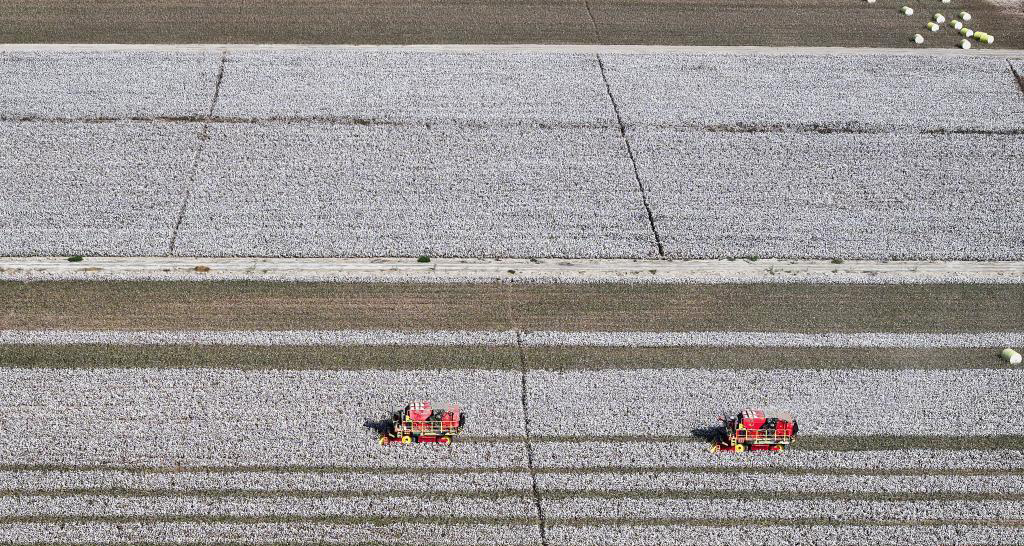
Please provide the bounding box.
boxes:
[530,443,1024,471]
[537,471,1024,496]
[0,122,202,257]
[520,331,1024,348]
[541,497,1022,522]
[545,523,1024,546]
[0,469,533,494]
[0,494,533,519]
[0,367,528,467]
[0,329,518,346]
[0,522,542,545]
[217,49,616,128]
[525,368,1024,436]
[0,50,220,119]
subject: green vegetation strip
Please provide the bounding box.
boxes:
[2,281,1020,334]
[529,435,1024,451]
[0,465,1020,477]
[0,489,1015,503]
[0,345,1008,371]
[0,345,521,370]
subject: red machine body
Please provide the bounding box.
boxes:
[710,408,798,453]
[379,401,465,446]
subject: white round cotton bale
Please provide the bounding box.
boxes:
[934,13,945,23]
[927,22,940,31]
[901,6,914,15]
[913,33,925,44]
[941,0,951,3]
[960,11,971,21]
[960,27,974,37]
[984,34,995,44]
[950,19,963,30]
[1002,348,1023,365]
[960,38,972,49]
[867,0,876,3]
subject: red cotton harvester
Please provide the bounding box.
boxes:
[709,408,798,453]
[379,401,465,446]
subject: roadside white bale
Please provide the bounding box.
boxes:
[1002,348,1023,365]
[913,34,925,44]
[960,39,972,49]
[934,13,946,23]
[960,11,971,21]
[901,6,914,15]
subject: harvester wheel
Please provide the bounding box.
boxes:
[773,445,784,452]
[708,444,720,453]
[379,436,390,446]
[401,435,413,444]
[438,436,452,445]
[734,444,745,453]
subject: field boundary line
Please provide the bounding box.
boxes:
[2,257,1022,283]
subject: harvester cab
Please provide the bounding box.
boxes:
[379,401,465,446]
[709,408,798,453]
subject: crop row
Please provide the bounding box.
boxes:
[544,523,1024,545]
[536,470,1024,495]
[0,469,532,494]
[0,51,219,119]
[0,367,527,466]
[174,123,653,258]
[602,53,1023,132]
[0,522,542,545]
[0,329,516,346]
[541,497,1021,521]
[3,50,1021,133]
[0,122,198,257]
[4,329,1021,348]
[634,130,1024,261]
[527,368,1022,436]
[0,468,1017,496]
[0,494,534,519]
[533,444,1024,470]
[4,119,1022,259]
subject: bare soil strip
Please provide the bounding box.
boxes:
[0,345,1007,370]
[1,0,1021,48]
[2,281,1020,333]
[527,435,1024,451]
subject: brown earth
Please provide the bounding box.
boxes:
[0,0,1020,48]
[1,281,1020,333]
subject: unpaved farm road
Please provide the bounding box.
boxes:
[1,0,1022,49]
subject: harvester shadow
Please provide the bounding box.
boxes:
[363,418,391,436]
[691,425,726,444]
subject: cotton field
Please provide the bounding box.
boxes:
[1,47,1022,259]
